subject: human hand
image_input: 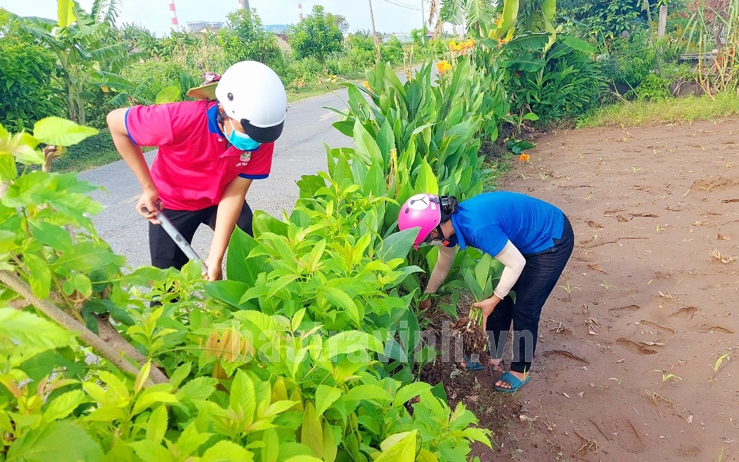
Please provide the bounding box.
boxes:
[137,189,161,224]
[472,295,501,330]
[203,257,222,281]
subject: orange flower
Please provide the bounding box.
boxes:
[519,153,530,162]
[363,80,371,91]
[436,60,452,74]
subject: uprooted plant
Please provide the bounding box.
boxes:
[450,250,506,366]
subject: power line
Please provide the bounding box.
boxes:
[377,0,421,11]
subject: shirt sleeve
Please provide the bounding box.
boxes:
[238,142,274,180]
[125,104,176,147]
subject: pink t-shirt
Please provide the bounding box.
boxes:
[125,100,273,211]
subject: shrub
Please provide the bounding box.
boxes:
[600,28,658,91]
[0,36,64,132]
[381,36,405,64]
[287,5,344,63]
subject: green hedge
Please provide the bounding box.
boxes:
[52,128,120,173]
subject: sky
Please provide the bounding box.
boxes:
[0,0,431,36]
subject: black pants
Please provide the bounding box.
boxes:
[487,215,574,374]
[149,201,253,270]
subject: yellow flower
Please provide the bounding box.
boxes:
[363,80,371,91]
[519,153,530,162]
[449,40,457,51]
[436,60,452,74]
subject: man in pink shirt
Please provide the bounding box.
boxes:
[107,61,287,281]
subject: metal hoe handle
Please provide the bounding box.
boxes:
[142,205,207,273]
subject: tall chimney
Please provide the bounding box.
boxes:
[168,0,179,30]
[298,3,303,20]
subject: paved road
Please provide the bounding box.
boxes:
[79,89,352,270]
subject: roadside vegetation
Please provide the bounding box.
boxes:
[1,0,738,460]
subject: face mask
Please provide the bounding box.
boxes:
[227,118,261,151]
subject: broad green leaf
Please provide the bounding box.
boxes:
[413,159,438,195]
[146,405,168,445]
[24,254,51,299]
[560,35,597,54]
[230,371,256,426]
[41,390,87,424]
[0,308,75,360]
[416,449,439,462]
[353,119,383,165]
[377,229,417,263]
[175,376,216,402]
[62,273,92,298]
[342,385,392,403]
[252,210,288,238]
[325,331,383,358]
[128,440,173,462]
[315,385,342,417]
[33,118,98,147]
[376,431,416,462]
[200,441,254,462]
[225,227,264,285]
[392,382,432,408]
[6,421,103,462]
[57,0,76,29]
[319,287,360,327]
[0,152,17,181]
[155,86,180,104]
[300,403,322,458]
[284,457,323,462]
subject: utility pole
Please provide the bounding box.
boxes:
[368,0,382,61]
[238,0,250,12]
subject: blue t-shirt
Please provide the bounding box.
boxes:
[450,192,565,256]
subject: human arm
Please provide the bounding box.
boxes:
[418,244,456,309]
[472,240,526,327]
[106,108,160,223]
[204,176,253,281]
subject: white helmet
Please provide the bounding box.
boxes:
[215,61,287,143]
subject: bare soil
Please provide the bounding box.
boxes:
[423,118,739,461]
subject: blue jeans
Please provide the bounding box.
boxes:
[486,215,574,373]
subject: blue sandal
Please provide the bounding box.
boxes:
[495,371,530,393]
[463,355,484,371]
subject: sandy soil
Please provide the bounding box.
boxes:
[425,118,739,461]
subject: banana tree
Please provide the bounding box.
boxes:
[18,0,128,125]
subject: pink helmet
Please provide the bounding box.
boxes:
[398,193,441,249]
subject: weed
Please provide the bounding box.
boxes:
[609,377,623,385]
[539,173,549,181]
[712,352,731,372]
[632,166,642,173]
[600,281,614,291]
[558,281,580,301]
[652,369,683,383]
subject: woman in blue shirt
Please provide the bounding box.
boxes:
[398,191,574,392]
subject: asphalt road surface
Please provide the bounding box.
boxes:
[79,88,352,270]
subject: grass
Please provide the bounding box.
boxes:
[577,92,739,128]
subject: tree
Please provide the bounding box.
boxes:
[219,9,285,73]
[18,0,128,125]
[287,5,344,63]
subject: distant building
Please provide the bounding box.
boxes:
[185,21,224,34]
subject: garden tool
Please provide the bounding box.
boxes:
[141,204,207,274]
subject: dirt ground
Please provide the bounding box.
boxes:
[423,118,739,461]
